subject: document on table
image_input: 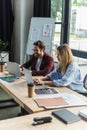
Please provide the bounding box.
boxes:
[34,92,87,109]
[35,87,59,95]
[34,96,68,107]
[0,75,25,83]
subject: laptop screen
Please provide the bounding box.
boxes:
[7,62,21,77]
[23,67,34,84]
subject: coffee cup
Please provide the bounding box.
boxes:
[27,83,35,98]
[0,63,4,72]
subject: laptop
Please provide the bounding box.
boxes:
[23,67,34,84]
[7,62,21,78]
[23,67,59,95]
[23,67,45,86]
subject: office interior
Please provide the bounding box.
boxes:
[0,0,87,121]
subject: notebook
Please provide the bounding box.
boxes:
[7,62,21,78]
[52,109,81,124]
[0,76,17,83]
[35,87,59,95]
[34,97,68,107]
[79,108,87,119]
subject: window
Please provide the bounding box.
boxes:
[70,0,87,51]
[51,0,87,64]
[51,0,62,60]
[69,0,87,64]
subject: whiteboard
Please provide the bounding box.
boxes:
[26,17,55,55]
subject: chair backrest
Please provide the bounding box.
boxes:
[54,61,58,68]
[83,74,87,89]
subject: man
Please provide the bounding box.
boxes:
[20,40,54,76]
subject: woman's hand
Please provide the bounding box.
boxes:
[33,78,44,85]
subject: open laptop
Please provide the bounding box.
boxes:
[7,62,21,78]
[23,67,59,95]
[23,67,34,84]
[23,67,45,86]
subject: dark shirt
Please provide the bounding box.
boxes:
[21,53,54,76]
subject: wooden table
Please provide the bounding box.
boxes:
[0,72,87,114]
[0,107,87,130]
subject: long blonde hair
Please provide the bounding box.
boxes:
[57,44,74,74]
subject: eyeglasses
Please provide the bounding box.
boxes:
[32,49,39,52]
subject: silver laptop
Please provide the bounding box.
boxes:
[7,62,21,78]
[23,67,34,84]
[23,67,60,95]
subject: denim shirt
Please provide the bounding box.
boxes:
[47,62,83,92]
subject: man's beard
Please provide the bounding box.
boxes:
[34,53,39,57]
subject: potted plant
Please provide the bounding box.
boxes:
[0,38,8,72]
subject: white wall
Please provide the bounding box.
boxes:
[12,0,34,64]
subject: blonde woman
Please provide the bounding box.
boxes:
[34,44,83,92]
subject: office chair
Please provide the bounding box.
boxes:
[83,74,87,90]
[0,99,19,109]
[78,74,87,96]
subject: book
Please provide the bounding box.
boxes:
[52,109,81,124]
[34,96,68,107]
[79,109,87,119]
[0,76,16,82]
[0,76,24,83]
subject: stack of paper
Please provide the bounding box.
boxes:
[34,92,87,109]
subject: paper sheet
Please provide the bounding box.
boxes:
[34,92,87,109]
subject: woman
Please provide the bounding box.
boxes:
[34,44,83,92]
